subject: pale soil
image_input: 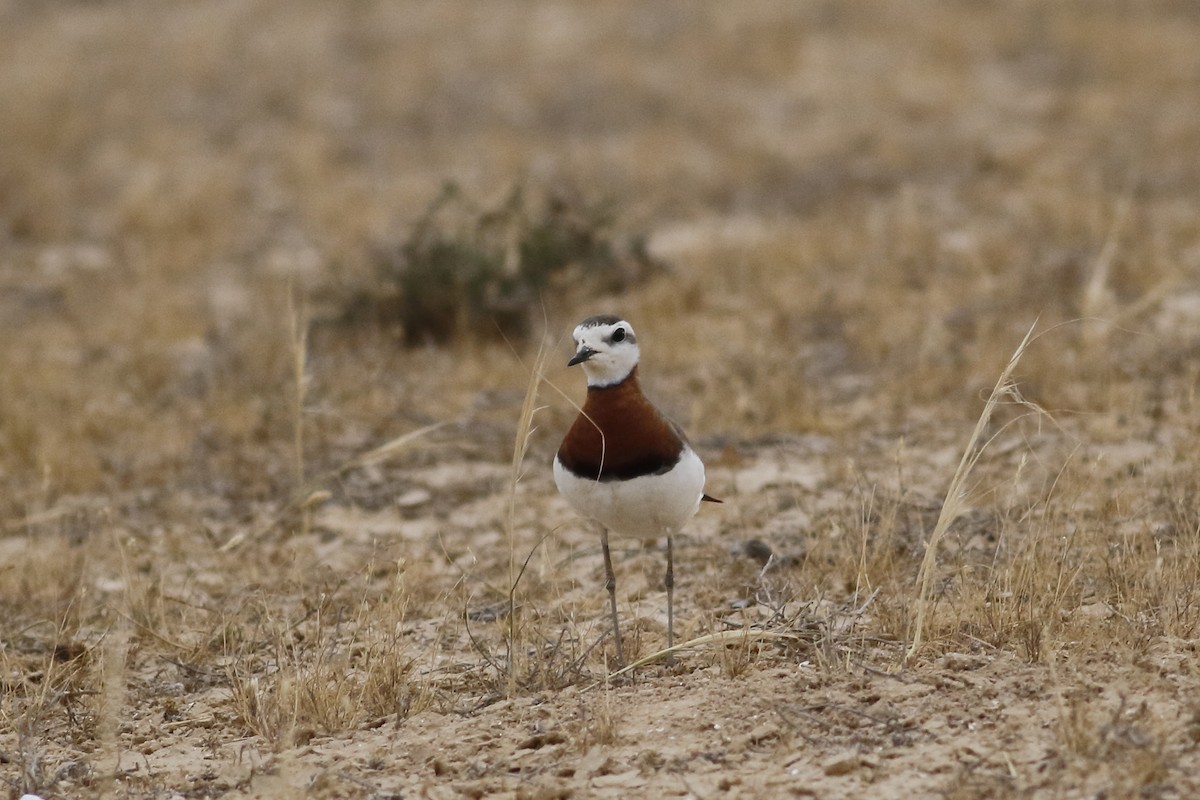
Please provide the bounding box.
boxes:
[6,413,1200,798]
[3,2,1200,798]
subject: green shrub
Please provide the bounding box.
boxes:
[366,182,664,344]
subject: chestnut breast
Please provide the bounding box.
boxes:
[556,368,685,482]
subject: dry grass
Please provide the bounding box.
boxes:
[3,1,1200,797]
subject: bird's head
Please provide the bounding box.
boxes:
[567,315,640,387]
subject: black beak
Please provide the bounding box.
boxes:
[567,346,596,367]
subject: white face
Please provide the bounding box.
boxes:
[569,318,640,387]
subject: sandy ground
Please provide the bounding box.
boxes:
[7,418,1200,798]
[4,2,1200,798]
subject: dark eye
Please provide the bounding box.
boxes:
[611,328,626,343]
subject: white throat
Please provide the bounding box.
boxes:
[582,356,637,388]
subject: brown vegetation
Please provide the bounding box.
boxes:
[2,2,1199,797]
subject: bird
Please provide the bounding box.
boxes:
[554,314,720,665]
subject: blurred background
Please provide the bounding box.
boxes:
[5,6,1200,795]
[2,0,1199,510]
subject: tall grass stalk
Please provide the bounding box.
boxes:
[288,287,311,537]
[505,337,550,690]
[907,321,1039,660]
[98,618,130,796]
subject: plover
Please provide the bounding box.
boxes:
[554,314,719,664]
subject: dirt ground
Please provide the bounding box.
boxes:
[3,2,1200,799]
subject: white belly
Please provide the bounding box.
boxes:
[553,447,706,537]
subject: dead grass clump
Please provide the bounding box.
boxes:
[978,519,1084,663]
[360,182,665,344]
[0,635,100,798]
[224,579,429,748]
[1137,472,1200,640]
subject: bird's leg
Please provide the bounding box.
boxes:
[665,532,675,651]
[600,529,624,665]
